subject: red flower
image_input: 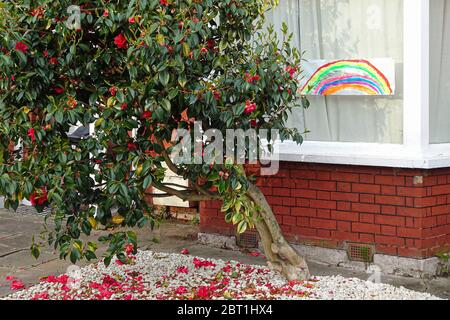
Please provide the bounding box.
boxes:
[103,10,109,17]
[5,276,16,281]
[196,286,210,299]
[127,142,137,151]
[30,187,48,206]
[28,128,36,142]
[193,257,216,269]
[125,243,135,255]
[213,91,221,101]
[114,34,128,49]
[10,280,25,290]
[244,100,257,114]
[160,0,169,6]
[49,57,58,65]
[15,41,28,53]
[285,66,298,79]
[43,50,49,57]
[180,248,189,255]
[207,39,216,49]
[109,86,117,96]
[120,103,127,110]
[200,47,208,54]
[176,266,189,274]
[142,111,152,119]
[245,73,260,83]
[54,86,64,94]
[128,17,136,24]
[249,119,258,127]
[175,286,188,295]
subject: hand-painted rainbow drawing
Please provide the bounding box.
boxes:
[300,59,395,96]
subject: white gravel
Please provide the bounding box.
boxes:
[2,250,443,300]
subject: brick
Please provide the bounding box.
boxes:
[282,197,296,206]
[331,231,359,242]
[375,215,405,226]
[330,172,359,182]
[332,210,359,222]
[359,174,375,184]
[375,175,405,186]
[414,197,437,208]
[272,188,288,197]
[397,247,427,258]
[310,181,336,192]
[310,199,337,210]
[376,245,398,256]
[291,189,317,199]
[397,187,426,197]
[337,221,351,232]
[337,182,351,192]
[296,198,310,207]
[381,225,397,236]
[352,203,381,214]
[331,192,359,202]
[375,235,405,246]
[317,229,332,238]
[352,223,380,234]
[397,207,425,217]
[337,202,351,211]
[273,206,290,215]
[267,196,283,205]
[310,218,337,230]
[317,209,331,219]
[359,234,375,243]
[283,216,296,226]
[296,217,310,227]
[317,191,331,200]
[292,207,316,217]
[316,171,331,180]
[352,183,381,194]
[290,170,316,179]
[360,194,375,203]
[375,195,405,206]
[381,205,397,215]
[381,185,396,195]
[360,213,375,223]
[397,227,423,239]
[431,205,450,216]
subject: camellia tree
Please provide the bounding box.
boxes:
[0,0,310,280]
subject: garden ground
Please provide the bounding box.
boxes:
[0,209,448,299]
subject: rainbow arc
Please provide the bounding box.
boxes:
[301,59,393,96]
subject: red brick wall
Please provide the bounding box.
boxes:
[200,162,450,259]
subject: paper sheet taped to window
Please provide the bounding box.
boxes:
[300,58,395,96]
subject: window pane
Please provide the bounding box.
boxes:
[266,0,404,143]
[430,0,450,144]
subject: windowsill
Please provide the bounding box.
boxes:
[272,141,450,169]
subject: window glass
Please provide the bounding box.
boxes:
[430,0,450,144]
[266,0,404,143]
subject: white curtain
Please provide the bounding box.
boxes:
[266,0,404,143]
[430,0,450,144]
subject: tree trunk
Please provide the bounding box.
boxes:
[247,183,310,281]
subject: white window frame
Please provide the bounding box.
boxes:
[277,0,450,169]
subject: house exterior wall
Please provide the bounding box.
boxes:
[199,162,450,259]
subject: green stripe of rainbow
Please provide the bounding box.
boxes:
[301,59,393,95]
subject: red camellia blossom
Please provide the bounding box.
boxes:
[160,0,169,6]
[5,276,16,281]
[244,100,257,114]
[10,280,25,290]
[249,119,258,127]
[103,10,109,17]
[200,47,208,54]
[213,90,221,101]
[196,286,210,299]
[127,142,137,151]
[28,128,36,142]
[180,248,189,255]
[128,16,136,24]
[30,187,48,207]
[176,266,189,274]
[15,41,28,53]
[244,73,260,83]
[207,39,216,49]
[120,103,127,110]
[109,86,117,96]
[54,86,64,94]
[142,111,152,119]
[125,243,135,255]
[175,286,188,295]
[49,57,58,65]
[285,66,298,79]
[114,34,128,49]
[43,50,49,57]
